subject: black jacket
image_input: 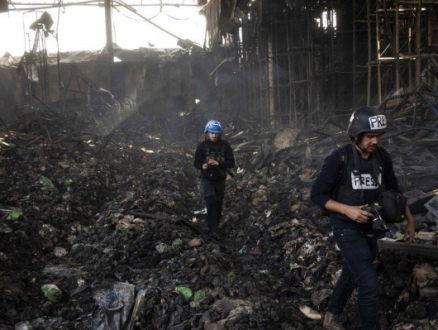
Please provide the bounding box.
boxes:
[194,139,235,180]
[310,143,402,230]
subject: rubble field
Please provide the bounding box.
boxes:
[1,112,438,330]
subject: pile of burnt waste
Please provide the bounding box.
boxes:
[1,112,438,330]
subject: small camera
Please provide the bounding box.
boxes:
[362,203,388,234]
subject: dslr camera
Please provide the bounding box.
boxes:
[362,203,388,234]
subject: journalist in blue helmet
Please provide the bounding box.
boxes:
[310,107,415,330]
[193,120,235,240]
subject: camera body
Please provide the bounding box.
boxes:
[362,202,388,233]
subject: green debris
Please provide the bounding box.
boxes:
[394,232,405,242]
[41,284,63,303]
[39,175,54,188]
[172,238,183,246]
[156,243,172,253]
[6,208,23,221]
[64,178,73,191]
[189,290,206,308]
[175,286,192,301]
[0,223,13,233]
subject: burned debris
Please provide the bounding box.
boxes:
[1,1,438,330]
[1,102,438,329]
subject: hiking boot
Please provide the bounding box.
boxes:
[323,312,345,330]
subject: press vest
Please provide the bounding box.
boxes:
[331,144,385,222]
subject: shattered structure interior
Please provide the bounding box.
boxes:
[1,1,438,329]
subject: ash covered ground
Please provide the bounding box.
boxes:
[1,114,438,330]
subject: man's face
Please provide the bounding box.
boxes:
[357,133,383,154]
[207,132,220,142]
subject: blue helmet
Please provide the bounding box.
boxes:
[204,120,223,134]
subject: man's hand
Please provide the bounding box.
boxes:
[202,158,219,170]
[207,157,219,167]
[343,205,374,224]
[324,200,373,224]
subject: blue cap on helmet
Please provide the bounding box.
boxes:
[204,120,223,134]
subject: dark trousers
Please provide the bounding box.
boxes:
[328,228,380,330]
[202,178,225,234]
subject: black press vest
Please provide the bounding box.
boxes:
[331,144,385,222]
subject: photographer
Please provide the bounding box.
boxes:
[310,107,415,330]
[194,120,235,240]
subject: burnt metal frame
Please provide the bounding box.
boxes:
[232,0,438,130]
[371,0,438,104]
[234,1,332,130]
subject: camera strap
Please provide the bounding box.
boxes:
[367,153,384,192]
[351,143,366,205]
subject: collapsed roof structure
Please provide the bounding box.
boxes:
[1,1,438,136]
[1,1,438,329]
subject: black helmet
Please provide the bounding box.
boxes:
[347,107,387,136]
